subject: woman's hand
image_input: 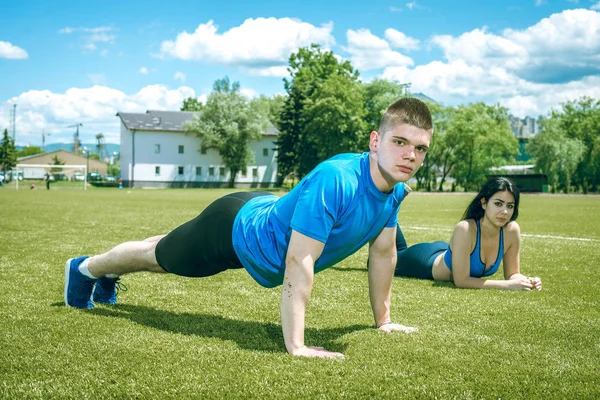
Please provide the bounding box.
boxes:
[507,276,535,291]
[528,276,542,291]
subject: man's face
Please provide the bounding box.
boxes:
[369,123,432,189]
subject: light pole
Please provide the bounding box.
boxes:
[83,146,90,179]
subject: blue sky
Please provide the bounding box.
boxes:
[1,0,600,146]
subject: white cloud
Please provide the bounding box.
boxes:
[240,88,259,99]
[384,29,420,50]
[242,66,290,77]
[430,10,600,83]
[174,72,186,82]
[0,41,28,59]
[381,59,600,117]
[406,1,417,10]
[159,17,335,67]
[60,26,117,54]
[88,74,107,85]
[139,67,149,75]
[3,85,198,145]
[345,28,413,70]
[535,0,545,6]
[592,2,600,11]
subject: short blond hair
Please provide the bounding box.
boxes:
[378,97,433,136]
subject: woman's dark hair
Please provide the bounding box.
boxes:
[462,177,520,221]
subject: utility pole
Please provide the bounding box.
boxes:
[68,123,83,153]
[42,130,51,151]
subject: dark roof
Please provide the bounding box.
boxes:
[116,109,279,136]
[116,110,198,132]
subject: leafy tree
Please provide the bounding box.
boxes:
[16,146,44,158]
[181,97,204,112]
[363,79,410,134]
[250,94,286,125]
[184,77,268,187]
[528,118,585,193]
[50,155,65,177]
[277,44,361,182]
[414,102,455,191]
[550,96,600,191]
[446,103,518,191]
[299,72,367,174]
[0,128,17,181]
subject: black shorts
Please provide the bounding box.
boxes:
[155,191,272,278]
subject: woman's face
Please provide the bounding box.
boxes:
[481,190,515,227]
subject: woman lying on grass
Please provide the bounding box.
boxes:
[394,176,542,290]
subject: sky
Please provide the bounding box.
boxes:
[1,0,600,146]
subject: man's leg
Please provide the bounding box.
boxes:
[65,235,167,308]
[88,234,167,277]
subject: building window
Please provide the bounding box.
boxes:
[178,166,184,175]
[201,146,207,155]
[219,167,225,176]
[209,167,215,176]
[241,168,247,177]
[263,148,268,157]
[196,166,202,176]
[154,144,161,154]
[155,166,160,175]
[178,145,184,154]
[252,167,258,178]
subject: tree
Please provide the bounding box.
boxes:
[184,77,268,187]
[16,146,44,158]
[550,97,600,191]
[277,44,361,182]
[250,94,286,126]
[181,97,204,112]
[413,102,455,191]
[528,118,585,193]
[0,128,17,181]
[363,79,409,134]
[50,155,65,178]
[446,103,519,191]
[298,72,367,174]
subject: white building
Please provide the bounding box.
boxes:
[117,110,279,188]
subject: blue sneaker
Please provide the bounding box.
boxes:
[64,256,95,309]
[92,276,126,304]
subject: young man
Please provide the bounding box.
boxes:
[64,97,433,359]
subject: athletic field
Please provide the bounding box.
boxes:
[0,188,598,399]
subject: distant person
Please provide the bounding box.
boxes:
[44,173,51,190]
[393,177,542,291]
[64,97,434,359]
[118,178,123,190]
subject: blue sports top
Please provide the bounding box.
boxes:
[232,152,407,288]
[443,219,504,278]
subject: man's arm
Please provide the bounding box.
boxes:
[368,226,418,333]
[280,229,344,359]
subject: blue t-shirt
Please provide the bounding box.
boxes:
[232,152,407,288]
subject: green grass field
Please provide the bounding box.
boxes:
[0,187,599,399]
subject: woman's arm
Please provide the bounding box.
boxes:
[450,221,535,291]
[503,222,542,290]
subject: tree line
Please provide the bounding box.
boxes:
[184,44,599,192]
[2,45,597,192]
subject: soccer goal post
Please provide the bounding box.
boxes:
[15,164,88,190]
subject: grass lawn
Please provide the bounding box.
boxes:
[0,187,599,399]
